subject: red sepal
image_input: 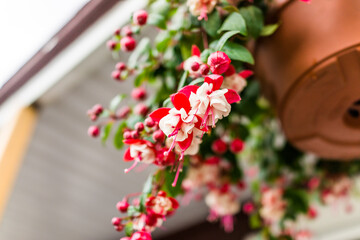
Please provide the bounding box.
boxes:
[169,197,179,209]
[191,45,201,57]
[239,70,253,79]
[204,74,223,91]
[149,108,170,122]
[177,133,193,151]
[225,89,241,104]
[171,92,191,113]
[224,64,236,76]
[178,85,199,98]
[123,148,134,161]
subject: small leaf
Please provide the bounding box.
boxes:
[177,71,188,91]
[222,42,254,64]
[128,38,151,69]
[113,121,127,149]
[200,49,213,63]
[202,10,221,37]
[222,5,240,13]
[143,174,153,194]
[189,78,204,86]
[125,222,133,237]
[148,13,167,29]
[260,23,279,36]
[127,206,139,217]
[101,122,113,144]
[216,30,240,51]
[109,94,125,112]
[218,12,247,36]
[240,6,264,38]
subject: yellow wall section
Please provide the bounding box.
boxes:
[0,107,37,222]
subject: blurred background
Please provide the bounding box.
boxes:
[1,1,360,240]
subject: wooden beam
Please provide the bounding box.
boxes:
[0,107,37,222]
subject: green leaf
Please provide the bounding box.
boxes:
[202,10,221,37]
[109,94,125,112]
[124,222,133,237]
[221,42,254,64]
[218,12,247,36]
[240,6,264,38]
[260,23,279,36]
[149,0,171,15]
[249,214,262,228]
[189,78,204,86]
[127,205,139,217]
[113,121,127,149]
[163,98,173,108]
[148,13,167,29]
[162,167,186,197]
[128,38,151,69]
[177,71,188,91]
[200,49,213,63]
[155,31,172,52]
[101,122,113,144]
[215,30,240,51]
[222,5,240,13]
[143,174,153,194]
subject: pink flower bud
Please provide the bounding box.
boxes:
[135,122,144,132]
[211,139,227,154]
[243,202,255,214]
[116,199,129,213]
[191,61,200,71]
[114,28,121,36]
[131,231,152,240]
[144,117,155,127]
[115,62,127,71]
[123,131,132,139]
[133,10,148,26]
[111,217,121,226]
[131,88,147,101]
[88,126,100,137]
[112,70,122,81]
[122,26,133,36]
[131,130,139,139]
[152,130,165,142]
[117,106,131,119]
[120,36,136,51]
[230,138,244,153]
[134,103,149,116]
[92,104,103,116]
[207,51,231,74]
[107,40,118,50]
[114,225,124,232]
[199,64,210,75]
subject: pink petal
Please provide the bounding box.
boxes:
[204,74,224,91]
[225,89,241,104]
[191,45,201,57]
[239,70,253,79]
[171,92,191,113]
[149,108,171,122]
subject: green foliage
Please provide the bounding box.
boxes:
[218,12,247,36]
[114,121,127,149]
[239,6,264,38]
[202,10,221,37]
[101,122,113,144]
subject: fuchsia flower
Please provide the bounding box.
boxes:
[189,74,241,128]
[145,191,179,217]
[222,65,253,93]
[259,188,286,223]
[186,0,218,21]
[207,51,231,74]
[123,139,156,173]
[183,45,203,78]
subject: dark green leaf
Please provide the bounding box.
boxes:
[218,12,247,35]
[161,167,186,197]
[222,5,240,13]
[113,121,127,149]
[221,42,254,64]
[155,31,172,52]
[215,30,240,51]
[109,94,125,112]
[260,23,279,36]
[189,78,204,86]
[240,6,264,38]
[101,122,113,144]
[202,10,221,37]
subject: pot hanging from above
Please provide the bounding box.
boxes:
[255,0,360,160]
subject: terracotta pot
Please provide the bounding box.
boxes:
[255,0,360,159]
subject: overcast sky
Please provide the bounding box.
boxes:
[0,0,89,88]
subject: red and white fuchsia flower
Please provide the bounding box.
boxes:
[222,65,253,93]
[183,45,203,78]
[207,51,231,74]
[123,139,156,173]
[186,0,218,20]
[260,188,286,223]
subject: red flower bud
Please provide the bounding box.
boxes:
[112,70,122,81]
[120,36,136,51]
[152,130,165,142]
[144,117,155,127]
[131,130,139,139]
[135,122,145,132]
[114,225,124,232]
[134,103,149,116]
[131,87,147,101]
[107,40,118,50]
[211,139,227,154]
[133,10,148,26]
[116,62,127,71]
[111,217,121,226]
[230,138,244,153]
[117,106,131,119]
[224,64,236,76]
[116,199,129,213]
[157,190,167,197]
[145,213,158,226]
[199,64,210,75]
[123,131,132,139]
[114,28,121,36]
[207,51,231,74]
[191,61,200,71]
[122,25,133,36]
[88,126,100,137]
